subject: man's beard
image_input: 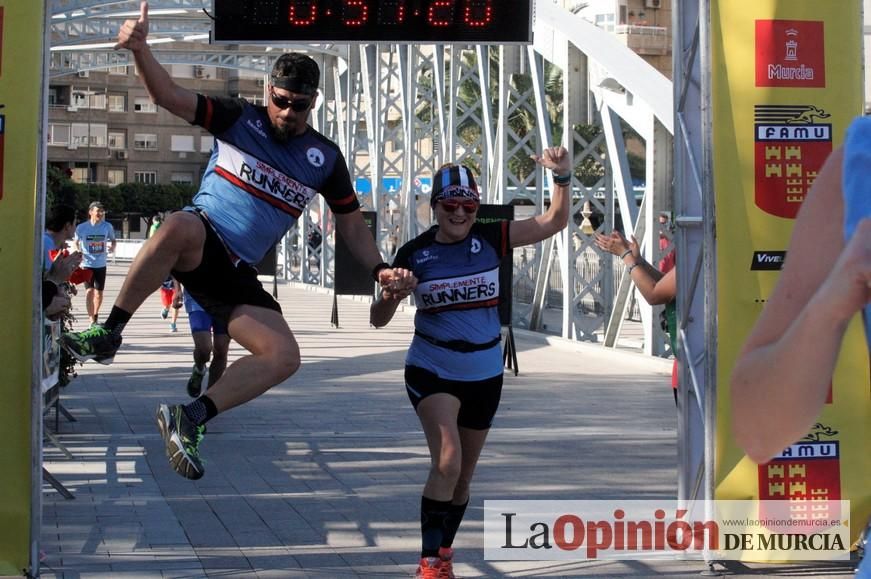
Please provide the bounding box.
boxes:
[270,122,292,143]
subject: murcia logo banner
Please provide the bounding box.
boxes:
[753,104,831,218]
[757,424,843,529]
[711,0,869,561]
[755,20,825,88]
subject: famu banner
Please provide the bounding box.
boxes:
[710,0,870,561]
[0,0,45,575]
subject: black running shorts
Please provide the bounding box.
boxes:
[171,211,282,327]
[84,266,107,291]
[404,365,503,430]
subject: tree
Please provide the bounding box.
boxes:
[46,165,77,209]
[115,182,196,230]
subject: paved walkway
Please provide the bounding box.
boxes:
[40,265,857,578]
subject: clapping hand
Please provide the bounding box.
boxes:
[594,230,638,260]
[47,250,83,284]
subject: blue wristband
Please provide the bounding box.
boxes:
[552,172,571,185]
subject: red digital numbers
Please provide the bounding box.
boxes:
[286,1,494,28]
[428,1,495,27]
[425,1,496,27]
[216,0,526,43]
[343,0,368,26]
[377,0,406,25]
[288,0,318,25]
[464,0,493,27]
[428,0,455,26]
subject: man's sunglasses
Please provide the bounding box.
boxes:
[438,199,479,213]
[270,89,312,112]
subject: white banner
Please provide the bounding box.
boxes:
[484,500,850,562]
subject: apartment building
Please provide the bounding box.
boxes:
[46,56,265,188]
[575,0,673,78]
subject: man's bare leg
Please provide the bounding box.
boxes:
[186,331,213,398]
[207,305,300,413]
[157,305,300,480]
[207,333,231,387]
[92,289,104,322]
[114,212,206,314]
[60,212,208,364]
[85,287,97,322]
[191,332,213,369]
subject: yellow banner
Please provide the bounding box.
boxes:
[0,0,44,574]
[711,0,870,560]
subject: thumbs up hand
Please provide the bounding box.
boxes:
[115,1,149,52]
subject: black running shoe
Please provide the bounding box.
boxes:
[59,323,122,365]
[186,365,206,398]
[156,404,205,480]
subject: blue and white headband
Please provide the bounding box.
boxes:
[431,165,480,205]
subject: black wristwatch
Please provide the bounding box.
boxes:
[372,262,390,282]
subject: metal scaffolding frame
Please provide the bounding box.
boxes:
[673,0,714,533]
[48,0,676,350]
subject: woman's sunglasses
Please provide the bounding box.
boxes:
[270,89,312,112]
[438,199,479,213]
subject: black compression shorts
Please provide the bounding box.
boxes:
[171,211,282,328]
[404,365,503,430]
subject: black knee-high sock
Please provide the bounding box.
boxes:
[441,499,469,548]
[104,306,132,334]
[420,496,452,558]
[182,395,218,426]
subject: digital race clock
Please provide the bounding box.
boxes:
[213,0,533,44]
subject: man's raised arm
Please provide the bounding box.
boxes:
[115,1,197,122]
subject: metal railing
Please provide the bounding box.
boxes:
[513,247,640,321]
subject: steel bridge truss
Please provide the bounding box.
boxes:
[49,0,675,350]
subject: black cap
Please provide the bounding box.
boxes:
[270,53,319,95]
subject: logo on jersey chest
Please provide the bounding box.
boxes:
[415,249,439,265]
[246,119,268,139]
[215,141,317,216]
[307,147,325,167]
[416,268,499,310]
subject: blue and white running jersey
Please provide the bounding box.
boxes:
[393,221,510,381]
[191,95,360,266]
[74,220,115,268]
[843,117,871,349]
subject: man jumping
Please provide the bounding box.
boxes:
[61,1,415,480]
